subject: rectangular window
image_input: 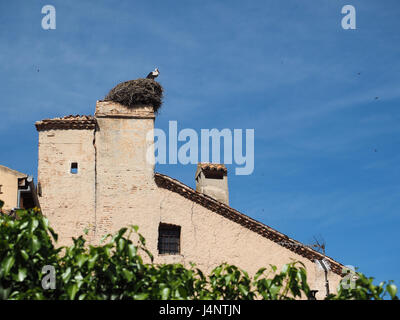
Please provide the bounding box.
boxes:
[0,184,3,194]
[158,223,181,255]
[204,170,224,180]
[70,162,78,174]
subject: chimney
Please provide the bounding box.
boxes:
[93,100,157,240]
[195,163,229,205]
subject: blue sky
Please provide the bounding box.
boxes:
[1,0,399,287]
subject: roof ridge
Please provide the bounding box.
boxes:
[35,115,96,131]
[154,172,345,276]
[37,114,94,121]
[0,165,27,177]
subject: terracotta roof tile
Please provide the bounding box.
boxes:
[35,115,96,131]
[197,162,227,173]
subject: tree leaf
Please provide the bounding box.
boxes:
[76,254,87,268]
[20,249,29,261]
[127,244,137,259]
[161,287,170,300]
[1,255,15,276]
[239,284,249,297]
[0,285,11,300]
[254,267,266,280]
[133,293,149,300]
[387,284,397,299]
[31,235,41,253]
[30,219,39,233]
[122,268,134,282]
[67,284,78,300]
[62,267,72,283]
[13,268,27,282]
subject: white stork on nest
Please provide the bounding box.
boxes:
[146,68,160,79]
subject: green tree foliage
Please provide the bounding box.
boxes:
[0,207,398,300]
[329,272,398,300]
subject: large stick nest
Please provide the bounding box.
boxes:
[105,78,163,113]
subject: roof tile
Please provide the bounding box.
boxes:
[35,115,96,131]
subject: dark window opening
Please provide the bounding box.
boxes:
[203,170,224,180]
[158,223,181,255]
[0,184,3,194]
[19,192,35,209]
[70,162,78,174]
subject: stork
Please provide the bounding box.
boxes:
[146,68,160,79]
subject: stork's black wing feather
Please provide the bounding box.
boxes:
[146,72,154,79]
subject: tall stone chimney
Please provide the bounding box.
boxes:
[94,100,156,239]
[195,163,229,205]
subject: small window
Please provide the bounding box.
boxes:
[70,162,78,174]
[158,223,181,255]
[0,184,3,194]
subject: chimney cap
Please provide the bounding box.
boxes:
[196,163,227,178]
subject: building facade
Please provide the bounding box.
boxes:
[35,100,344,299]
[0,165,39,212]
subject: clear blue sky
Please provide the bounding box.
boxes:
[1,0,399,287]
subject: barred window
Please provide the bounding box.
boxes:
[158,223,181,255]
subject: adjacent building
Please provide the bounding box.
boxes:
[0,165,40,212]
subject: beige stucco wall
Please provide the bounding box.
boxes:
[0,165,26,210]
[37,129,96,243]
[37,101,343,299]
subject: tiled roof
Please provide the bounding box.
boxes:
[35,115,96,131]
[154,172,345,276]
[197,162,228,173]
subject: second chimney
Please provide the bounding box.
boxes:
[195,163,229,205]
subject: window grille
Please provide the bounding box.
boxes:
[158,223,181,254]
